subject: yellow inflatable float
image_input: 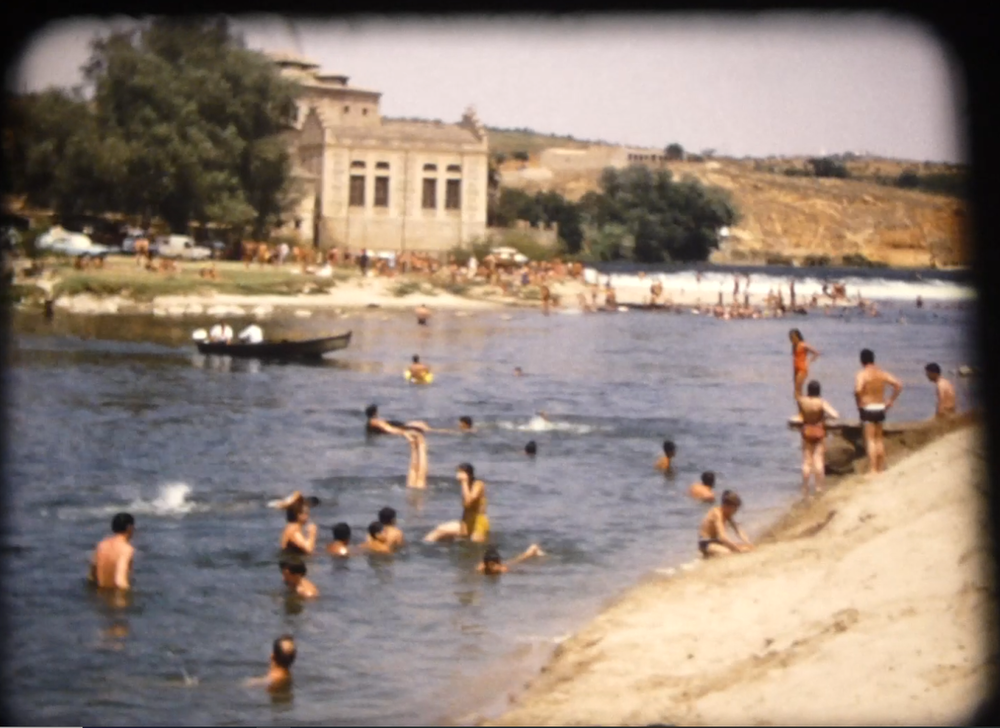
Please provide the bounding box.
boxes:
[404,370,434,384]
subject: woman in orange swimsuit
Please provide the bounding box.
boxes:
[789,329,820,396]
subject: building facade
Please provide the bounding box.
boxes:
[272,52,489,253]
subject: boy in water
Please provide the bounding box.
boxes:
[89,513,136,591]
[248,635,297,690]
[365,404,407,436]
[327,523,353,557]
[525,441,537,456]
[407,355,431,383]
[689,471,716,502]
[656,440,677,472]
[698,490,753,557]
[854,349,903,474]
[379,507,405,549]
[925,363,957,419]
[280,561,319,598]
[361,521,395,554]
[477,544,545,575]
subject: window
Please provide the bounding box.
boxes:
[362,108,369,116]
[446,164,461,174]
[375,176,389,207]
[376,161,389,170]
[421,178,437,209]
[423,163,437,172]
[344,105,350,113]
[349,175,365,207]
[351,160,366,169]
[445,179,461,210]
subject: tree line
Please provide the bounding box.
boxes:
[4,17,300,239]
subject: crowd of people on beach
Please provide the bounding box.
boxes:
[85,310,965,695]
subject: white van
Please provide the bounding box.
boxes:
[154,235,211,260]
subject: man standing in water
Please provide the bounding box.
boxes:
[89,513,136,591]
[280,561,319,598]
[855,349,903,474]
[925,363,957,419]
[415,303,431,326]
[379,507,405,549]
[655,440,677,473]
[248,635,297,690]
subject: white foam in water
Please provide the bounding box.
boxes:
[497,417,595,434]
[55,482,198,520]
[583,267,974,302]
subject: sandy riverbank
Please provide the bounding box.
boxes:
[486,420,995,726]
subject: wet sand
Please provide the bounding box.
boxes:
[485,420,995,726]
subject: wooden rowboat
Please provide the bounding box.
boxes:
[196,331,352,360]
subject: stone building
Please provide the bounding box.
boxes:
[271,52,489,253]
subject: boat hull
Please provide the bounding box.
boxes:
[196,331,352,359]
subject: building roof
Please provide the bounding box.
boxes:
[299,80,382,97]
[341,119,483,145]
[266,50,321,69]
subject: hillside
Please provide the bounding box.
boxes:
[485,127,614,157]
[498,151,968,268]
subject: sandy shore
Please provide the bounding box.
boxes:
[486,421,995,726]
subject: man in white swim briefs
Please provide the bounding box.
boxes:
[854,348,903,474]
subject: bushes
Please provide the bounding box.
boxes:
[803,254,832,267]
[840,253,887,268]
[807,157,851,179]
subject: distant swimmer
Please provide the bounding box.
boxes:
[280,499,318,555]
[405,415,475,434]
[655,440,677,473]
[916,295,924,309]
[525,440,537,456]
[326,523,353,557]
[689,471,716,502]
[247,635,297,691]
[424,463,489,543]
[514,367,524,376]
[925,363,957,419]
[697,490,753,558]
[406,355,433,384]
[280,561,319,598]
[795,380,840,497]
[379,507,405,549]
[854,348,903,474]
[365,404,407,436]
[789,329,820,397]
[477,544,545,575]
[89,513,136,591]
[415,303,431,325]
[361,522,394,554]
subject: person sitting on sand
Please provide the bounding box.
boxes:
[477,544,545,575]
[407,355,432,383]
[925,363,957,419]
[656,440,677,472]
[689,471,716,502]
[379,507,405,549]
[280,561,318,598]
[698,490,753,557]
[247,635,297,691]
[327,523,353,557]
[365,404,408,436]
[415,304,431,326]
[795,380,840,497]
[424,463,489,543]
[361,522,394,554]
[855,348,903,474]
[89,513,136,591]
[280,500,317,556]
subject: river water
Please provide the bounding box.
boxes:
[2,280,980,725]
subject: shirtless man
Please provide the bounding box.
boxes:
[248,635,297,691]
[326,523,353,557]
[89,513,136,591]
[415,304,431,326]
[689,471,716,502]
[407,355,431,383]
[379,507,405,549]
[698,490,753,557]
[655,440,676,472]
[925,363,957,419]
[361,522,394,554]
[854,348,903,474]
[280,561,319,598]
[477,544,545,575]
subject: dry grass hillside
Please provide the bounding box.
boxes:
[499,154,968,268]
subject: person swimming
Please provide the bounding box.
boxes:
[247,635,297,691]
[477,544,545,575]
[326,523,352,557]
[424,463,489,543]
[379,507,405,549]
[361,521,394,554]
[688,471,716,502]
[280,500,317,555]
[656,440,676,472]
[406,355,432,384]
[280,561,319,598]
[89,512,136,591]
[525,440,537,456]
[365,404,407,435]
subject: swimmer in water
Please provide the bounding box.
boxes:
[280,561,319,598]
[789,329,820,397]
[925,363,957,419]
[401,428,428,489]
[407,355,432,383]
[655,440,676,472]
[365,404,407,436]
[247,635,297,691]
[796,380,840,497]
[525,440,537,456]
[689,471,716,503]
[855,348,903,474]
[477,544,545,575]
[379,507,405,549]
[514,367,524,376]
[89,512,136,591]
[326,523,353,557]
[280,499,317,555]
[404,416,475,434]
[423,463,489,543]
[415,303,431,325]
[360,521,394,554]
[698,490,753,558]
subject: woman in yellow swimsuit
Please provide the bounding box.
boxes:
[423,462,490,543]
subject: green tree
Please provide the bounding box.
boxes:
[807,156,850,178]
[665,143,685,160]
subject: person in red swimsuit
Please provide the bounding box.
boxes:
[789,329,820,396]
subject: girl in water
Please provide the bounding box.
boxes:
[795,380,840,497]
[789,329,820,397]
[280,498,317,555]
[423,463,489,543]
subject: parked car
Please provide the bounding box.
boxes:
[35,227,112,258]
[154,235,211,260]
[196,239,227,259]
